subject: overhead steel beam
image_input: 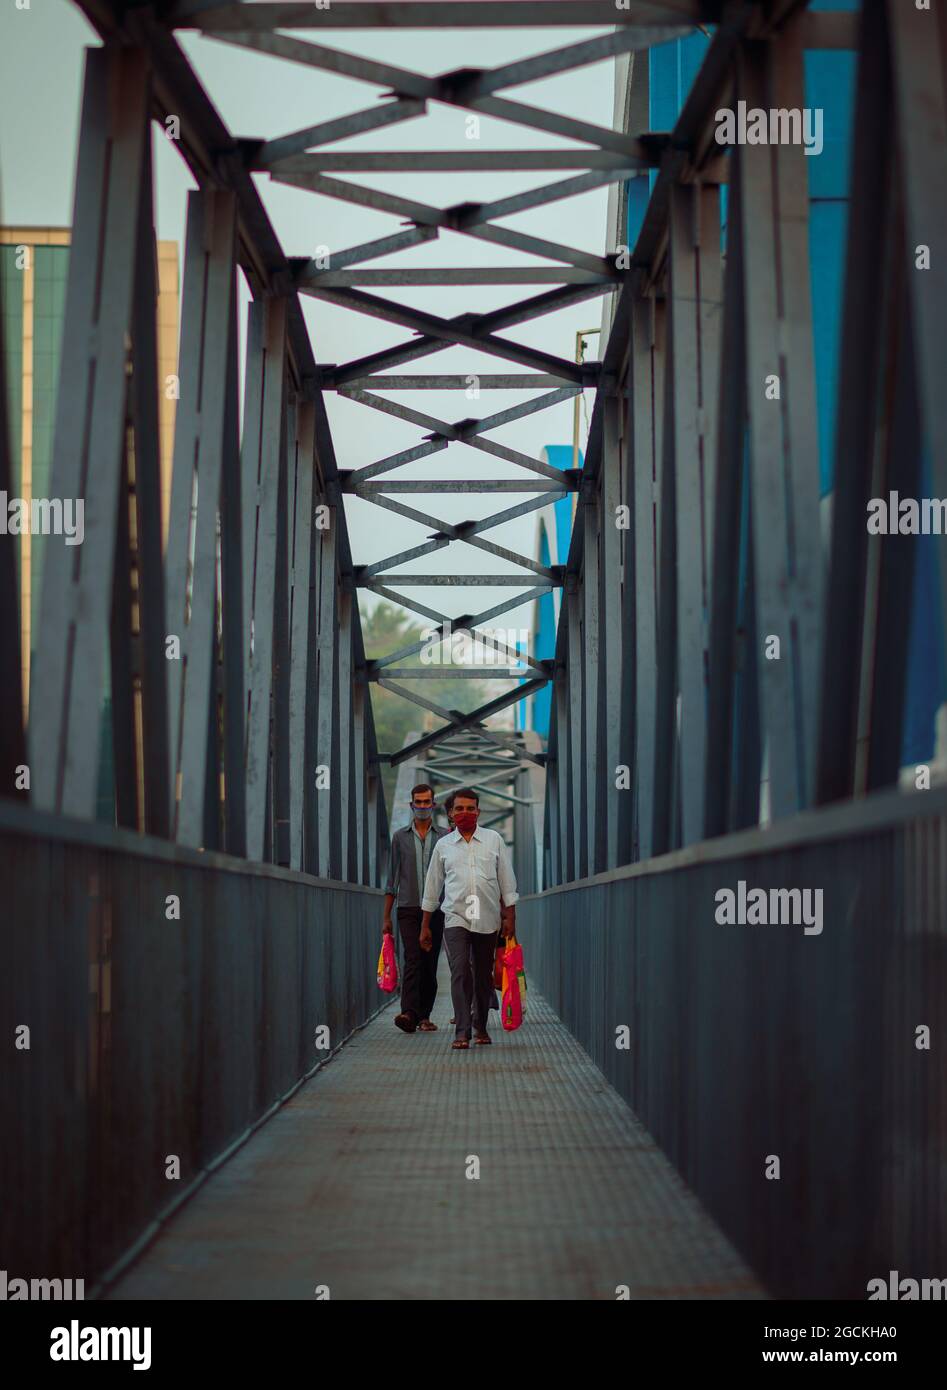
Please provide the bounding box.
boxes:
[346,478,574,493]
[334,372,584,386]
[275,150,641,172]
[182,2,707,30]
[361,574,558,587]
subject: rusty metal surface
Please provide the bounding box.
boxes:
[106,959,762,1301]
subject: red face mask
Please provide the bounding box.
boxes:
[453,809,478,833]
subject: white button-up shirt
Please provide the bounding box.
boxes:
[421,825,519,935]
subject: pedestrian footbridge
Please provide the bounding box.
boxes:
[2,0,946,1302]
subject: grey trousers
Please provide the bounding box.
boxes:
[444,926,497,1040]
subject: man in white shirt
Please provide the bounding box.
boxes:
[420,788,518,1050]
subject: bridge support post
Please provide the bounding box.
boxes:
[314,503,340,879]
[242,295,288,862]
[29,45,152,819]
[600,392,623,871]
[166,188,240,850]
[288,402,318,871]
[737,35,822,821]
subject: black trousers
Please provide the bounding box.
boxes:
[397,906,444,1021]
[445,926,498,1039]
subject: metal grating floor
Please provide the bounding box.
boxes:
[108,959,765,1301]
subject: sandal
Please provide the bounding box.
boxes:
[474,1032,492,1045]
[418,1020,438,1032]
[394,1013,417,1033]
[451,1039,470,1050]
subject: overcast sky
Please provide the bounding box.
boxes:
[0,2,624,637]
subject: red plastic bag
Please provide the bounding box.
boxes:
[500,938,525,1031]
[377,933,399,992]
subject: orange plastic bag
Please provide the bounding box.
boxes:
[500,937,526,1031]
[377,933,399,992]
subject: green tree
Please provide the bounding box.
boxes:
[360,600,493,812]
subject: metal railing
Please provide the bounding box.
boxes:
[0,800,385,1290]
[519,781,947,1298]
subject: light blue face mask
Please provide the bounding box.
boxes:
[411,804,434,820]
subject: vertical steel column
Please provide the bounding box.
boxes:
[288,401,317,870]
[301,485,323,874]
[0,267,25,796]
[337,587,354,879]
[697,183,723,555]
[218,251,246,856]
[29,47,150,817]
[546,693,561,886]
[315,506,339,879]
[366,756,379,886]
[653,182,722,850]
[110,436,138,829]
[600,392,624,870]
[555,654,572,881]
[815,0,890,804]
[165,188,238,848]
[615,372,636,864]
[127,133,171,837]
[353,674,367,883]
[271,392,294,864]
[671,183,704,847]
[242,295,288,861]
[581,479,602,875]
[629,292,662,861]
[738,36,822,819]
[888,0,947,633]
[651,291,679,857]
[705,157,749,838]
[567,583,585,879]
[865,248,920,792]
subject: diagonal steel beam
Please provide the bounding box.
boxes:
[337,385,577,478]
[253,98,427,168]
[389,677,550,766]
[295,226,439,279]
[302,283,586,380]
[454,26,693,98]
[454,167,646,224]
[458,92,655,158]
[278,167,619,277]
[201,28,438,98]
[359,489,558,581]
[353,437,449,484]
[369,583,553,667]
[362,535,451,576]
[323,292,605,387]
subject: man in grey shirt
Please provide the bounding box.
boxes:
[383,783,448,1034]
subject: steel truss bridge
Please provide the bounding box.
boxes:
[2,0,946,1302]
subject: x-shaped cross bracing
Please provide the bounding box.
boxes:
[197,14,690,761]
